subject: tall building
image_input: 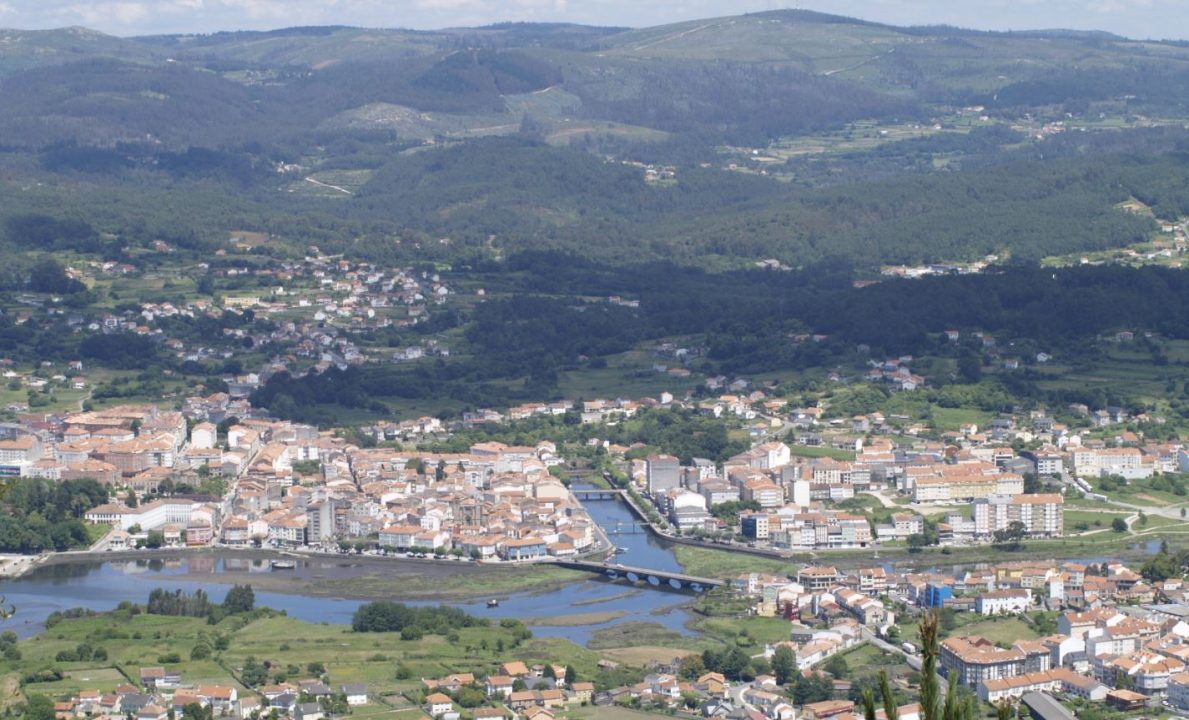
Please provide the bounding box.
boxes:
[646,454,681,495]
[973,494,1063,539]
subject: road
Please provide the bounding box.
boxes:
[1060,472,1187,521]
[859,627,947,698]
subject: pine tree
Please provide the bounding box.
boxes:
[880,670,899,720]
[919,610,941,720]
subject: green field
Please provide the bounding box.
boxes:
[1064,509,1129,532]
[954,617,1042,645]
[3,608,634,713]
[789,446,857,461]
[556,350,700,401]
[672,544,795,580]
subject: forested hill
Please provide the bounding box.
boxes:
[2,11,1189,271]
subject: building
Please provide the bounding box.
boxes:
[923,583,953,609]
[425,693,454,717]
[741,513,770,540]
[973,494,1064,539]
[798,566,840,592]
[1167,672,1189,711]
[646,455,681,495]
[941,636,1026,687]
[975,589,1032,615]
[1071,448,1151,479]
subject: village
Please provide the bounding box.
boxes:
[30,549,1189,720]
[3,308,1189,720]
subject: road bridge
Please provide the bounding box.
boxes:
[555,559,723,592]
[570,488,626,500]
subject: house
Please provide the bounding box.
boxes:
[196,686,237,712]
[698,672,727,696]
[569,682,594,704]
[425,693,454,717]
[295,703,323,720]
[801,700,855,720]
[508,691,539,711]
[485,676,515,698]
[341,684,368,706]
[140,667,181,689]
[975,589,1032,616]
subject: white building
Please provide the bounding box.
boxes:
[975,589,1031,615]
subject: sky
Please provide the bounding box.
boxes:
[0,0,1186,41]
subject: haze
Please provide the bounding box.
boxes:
[0,0,1185,41]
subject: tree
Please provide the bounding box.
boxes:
[823,654,849,679]
[1141,544,1180,581]
[144,530,165,549]
[24,695,55,720]
[181,703,213,720]
[241,656,268,687]
[677,653,707,681]
[861,688,878,720]
[223,584,255,614]
[879,671,898,720]
[771,645,797,686]
[919,611,941,720]
[565,665,577,685]
[992,521,1027,550]
[1111,517,1128,533]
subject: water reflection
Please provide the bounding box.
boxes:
[1,489,695,645]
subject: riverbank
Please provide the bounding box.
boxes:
[24,547,587,603]
[0,606,624,712]
[0,554,43,579]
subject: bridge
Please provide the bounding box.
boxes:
[555,560,723,592]
[570,488,626,500]
[605,519,647,535]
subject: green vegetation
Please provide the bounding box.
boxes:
[1,606,631,712]
[672,544,793,579]
[350,601,498,636]
[0,478,108,553]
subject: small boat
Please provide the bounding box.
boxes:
[270,560,296,570]
[486,598,499,608]
[614,547,628,554]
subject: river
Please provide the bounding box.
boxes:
[0,487,697,644]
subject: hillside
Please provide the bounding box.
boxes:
[0,10,1188,272]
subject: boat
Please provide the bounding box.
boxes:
[486,598,499,608]
[614,547,628,554]
[270,560,296,570]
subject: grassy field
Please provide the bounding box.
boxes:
[4,609,636,712]
[571,705,680,720]
[828,642,911,683]
[586,621,700,652]
[692,615,797,653]
[1090,477,1189,508]
[556,350,700,401]
[952,617,1042,645]
[789,446,857,461]
[901,612,1042,649]
[192,563,588,603]
[672,544,795,580]
[1065,508,1130,532]
[930,407,995,432]
[525,611,626,627]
